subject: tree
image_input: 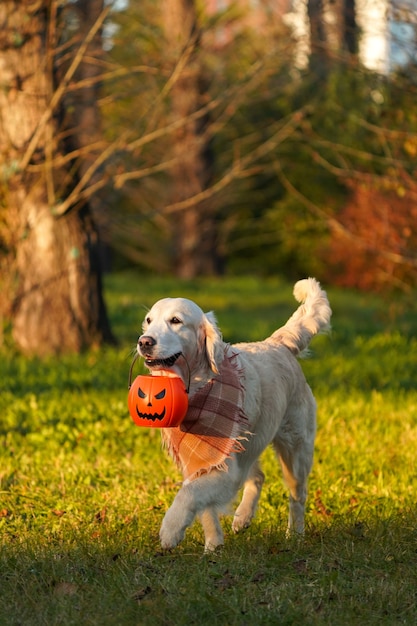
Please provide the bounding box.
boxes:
[100,0,417,291]
[315,69,417,292]
[275,0,417,292]
[103,0,304,277]
[0,0,115,355]
[328,179,417,292]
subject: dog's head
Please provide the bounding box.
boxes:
[138,297,224,380]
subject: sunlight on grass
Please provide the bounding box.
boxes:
[1,272,417,625]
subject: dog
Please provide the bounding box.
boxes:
[137,278,331,551]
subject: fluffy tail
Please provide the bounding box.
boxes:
[269,278,331,355]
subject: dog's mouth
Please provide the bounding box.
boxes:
[144,352,182,368]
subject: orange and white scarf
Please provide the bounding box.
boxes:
[161,346,250,483]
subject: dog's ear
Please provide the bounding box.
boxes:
[200,311,223,374]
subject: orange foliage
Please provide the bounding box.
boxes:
[325,182,417,292]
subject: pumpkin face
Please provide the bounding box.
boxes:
[128,374,188,428]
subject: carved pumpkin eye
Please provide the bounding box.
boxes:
[138,387,146,398]
[155,389,166,400]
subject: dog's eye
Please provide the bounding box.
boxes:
[145,317,151,325]
[170,317,182,325]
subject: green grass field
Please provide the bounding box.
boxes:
[1,272,417,625]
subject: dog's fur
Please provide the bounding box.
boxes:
[137,278,331,550]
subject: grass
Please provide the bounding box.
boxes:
[1,271,417,625]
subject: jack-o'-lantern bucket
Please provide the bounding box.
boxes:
[128,356,188,428]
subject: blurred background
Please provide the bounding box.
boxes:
[1,0,416,355]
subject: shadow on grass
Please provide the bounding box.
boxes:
[1,510,416,626]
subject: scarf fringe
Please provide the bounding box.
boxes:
[162,432,247,475]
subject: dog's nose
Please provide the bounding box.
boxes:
[138,335,156,350]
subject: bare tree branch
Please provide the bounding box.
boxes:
[310,149,417,201]
[163,109,306,214]
[49,54,284,216]
[275,163,417,268]
[19,5,110,172]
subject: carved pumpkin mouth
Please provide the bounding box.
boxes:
[145,352,182,368]
[135,406,166,422]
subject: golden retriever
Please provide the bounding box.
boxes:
[137,278,331,550]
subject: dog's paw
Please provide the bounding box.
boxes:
[159,513,186,550]
[204,540,224,554]
[158,490,197,549]
[159,525,185,550]
[232,512,252,533]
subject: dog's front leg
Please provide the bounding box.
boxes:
[199,507,224,551]
[159,467,239,550]
[159,484,196,549]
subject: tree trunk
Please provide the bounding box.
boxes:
[307,0,329,71]
[307,0,358,68]
[12,201,113,355]
[0,0,115,355]
[342,0,358,55]
[163,0,221,278]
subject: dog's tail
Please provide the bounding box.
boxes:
[269,278,331,356]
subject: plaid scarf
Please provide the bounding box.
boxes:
[161,346,250,483]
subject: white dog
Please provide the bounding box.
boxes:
[137,278,331,551]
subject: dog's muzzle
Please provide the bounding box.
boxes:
[137,336,182,368]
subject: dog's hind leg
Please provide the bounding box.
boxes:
[273,429,315,536]
[273,395,316,535]
[276,451,309,534]
[232,462,265,533]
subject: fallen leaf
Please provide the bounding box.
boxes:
[94,507,107,523]
[214,571,236,590]
[53,582,78,596]
[314,490,332,517]
[132,586,152,602]
[292,559,308,574]
[250,571,266,583]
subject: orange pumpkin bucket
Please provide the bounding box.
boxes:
[128,356,188,428]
